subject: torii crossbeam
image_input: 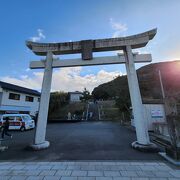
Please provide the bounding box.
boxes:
[26,28,158,152]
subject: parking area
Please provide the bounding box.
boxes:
[0,121,163,161]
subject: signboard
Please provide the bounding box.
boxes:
[151,110,163,118]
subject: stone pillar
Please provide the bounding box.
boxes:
[123,46,158,151]
[31,51,53,150]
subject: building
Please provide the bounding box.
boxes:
[68,91,83,102]
[131,99,166,131]
[0,81,40,116]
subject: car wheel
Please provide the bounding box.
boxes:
[20,126,26,132]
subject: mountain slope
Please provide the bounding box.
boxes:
[92,60,180,101]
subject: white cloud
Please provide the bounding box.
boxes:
[30,29,46,42]
[0,67,122,93]
[110,18,127,38]
[25,68,30,72]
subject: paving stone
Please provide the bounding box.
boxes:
[95,165,112,171]
[124,165,141,171]
[156,165,172,171]
[71,170,87,176]
[49,162,65,165]
[102,162,117,165]
[104,170,120,176]
[60,177,77,180]
[88,170,103,176]
[0,170,11,175]
[169,170,180,178]
[154,171,173,178]
[80,165,96,170]
[110,166,125,171]
[39,170,56,176]
[44,176,61,180]
[75,162,89,166]
[131,178,149,180]
[24,170,41,176]
[78,177,95,180]
[24,162,39,165]
[9,176,27,180]
[139,165,158,171]
[0,165,12,170]
[96,177,113,180]
[0,161,178,180]
[66,162,76,165]
[120,171,138,177]
[55,170,72,176]
[26,176,44,180]
[23,165,40,170]
[158,162,167,166]
[0,176,11,180]
[143,162,160,166]
[0,162,11,165]
[115,162,131,165]
[52,165,67,170]
[113,177,131,180]
[67,166,81,170]
[149,178,168,180]
[9,170,27,175]
[88,162,102,165]
[130,162,145,165]
[10,165,25,170]
[36,162,50,165]
[136,171,156,177]
[38,165,52,170]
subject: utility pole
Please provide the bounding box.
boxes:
[158,70,165,99]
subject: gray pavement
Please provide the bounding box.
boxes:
[0,161,180,179]
[0,121,163,161]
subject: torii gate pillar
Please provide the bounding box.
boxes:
[30,52,53,150]
[124,46,152,149]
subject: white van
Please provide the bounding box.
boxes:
[0,114,35,132]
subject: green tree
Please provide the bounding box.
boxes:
[81,88,91,101]
[48,91,68,116]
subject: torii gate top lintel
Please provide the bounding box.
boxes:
[26,28,157,60]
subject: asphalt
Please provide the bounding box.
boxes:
[0,121,164,161]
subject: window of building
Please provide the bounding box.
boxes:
[38,97,40,102]
[25,96,34,102]
[9,93,20,100]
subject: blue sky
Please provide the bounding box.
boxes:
[0,0,180,92]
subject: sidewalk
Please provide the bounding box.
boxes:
[0,161,180,180]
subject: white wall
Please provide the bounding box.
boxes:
[1,89,40,116]
[131,104,166,131]
[144,104,166,130]
[70,94,83,102]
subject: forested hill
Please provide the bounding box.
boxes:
[92,60,180,101]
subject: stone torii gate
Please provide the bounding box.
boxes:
[26,29,158,151]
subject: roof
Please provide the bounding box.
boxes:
[0,81,40,96]
[68,91,83,95]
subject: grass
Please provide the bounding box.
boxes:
[98,100,130,123]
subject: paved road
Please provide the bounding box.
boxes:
[0,121,163,161]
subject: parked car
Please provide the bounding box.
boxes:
[0,114,35,132]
